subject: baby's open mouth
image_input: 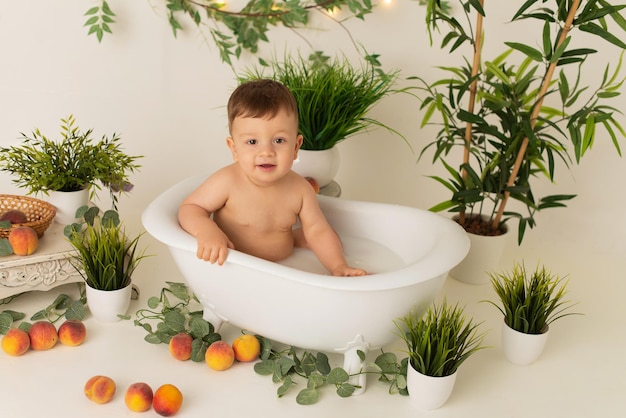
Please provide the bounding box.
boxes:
[259,164,275,168]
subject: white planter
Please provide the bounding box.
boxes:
[501,321,550,365]
[85,283,132,323]
[449,218,509,285]
[292,147,340,187]
[406,364,457,410]
[45,188,90,225]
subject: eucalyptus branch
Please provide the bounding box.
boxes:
[84,0,376,64]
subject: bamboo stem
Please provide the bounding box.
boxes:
[460,0,485,225]
[492,0,581,230]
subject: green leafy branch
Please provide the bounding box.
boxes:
[84,1,116,42]
[0,284,87,334]
[132,282,408,405]
[83,1,376,65]
[254,337,408,405]
[134,281,221,362]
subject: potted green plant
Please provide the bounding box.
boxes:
[238,53,408,187]
[65,205,147,322]
[416,1,626,283]
[395,300,485,410]
[485,262,579,365]
[0,115,142,223]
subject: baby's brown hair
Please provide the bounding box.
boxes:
[227,79,298,132]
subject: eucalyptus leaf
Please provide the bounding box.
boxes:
[64,301,87,321]
[191,338,209,362]
[144,333,162,344]
[277,375,293,397]
[336,383,357,398]
[1,310,25,322]
[254,359,276,376]
[296,388,319,405]
[0,239,13,256]
[188,316,211,338]
[0,312,13,334]
[327,368,350,385]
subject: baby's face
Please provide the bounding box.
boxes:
[227,108,303,186]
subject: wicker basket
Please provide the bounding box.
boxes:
[0,194,57,238]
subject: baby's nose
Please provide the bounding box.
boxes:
[259,142,276,155]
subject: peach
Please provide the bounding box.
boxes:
[0,209,28,224]
[1,328,30,356]
[205,340,235,371]
[8,226,38,256]
[153,384,183,416]
[58,320,87,346]
[28,321,58,351]
[84,375,116,404]
[232,334,261,362]
[124,382,154,412]
[305,177,320,193]
[169,332,193,361]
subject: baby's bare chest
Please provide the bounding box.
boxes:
[216,191,301,232]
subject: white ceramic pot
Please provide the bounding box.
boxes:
[449,217,509,285]
[406,364,457,410]
[85,283,132,323]
[501,321,550,365]
[292,147,340,187]
[45,188,90,225]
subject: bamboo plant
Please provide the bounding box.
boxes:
[417,0,626,243]
[485,262,579,334]
[396,300,486,377]
[65,206,147,291]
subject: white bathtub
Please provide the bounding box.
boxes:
[142,175,469,394]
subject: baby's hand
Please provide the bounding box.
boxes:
[195,231,234,265]
[332,265,368,277]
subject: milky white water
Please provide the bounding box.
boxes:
[277,236,406,275]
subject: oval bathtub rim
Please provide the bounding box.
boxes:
[142,176,470,292]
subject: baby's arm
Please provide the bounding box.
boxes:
[178,170,234,265]
[298,186,367,277]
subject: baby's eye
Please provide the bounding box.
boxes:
[246,139,258,145]
[274,138,286,144]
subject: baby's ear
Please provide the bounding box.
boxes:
[226,137,238,161]
[294,134,303,158]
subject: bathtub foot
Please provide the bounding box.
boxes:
[202,304,227,331]
[338,335,371,396]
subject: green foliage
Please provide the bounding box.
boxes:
[396,300,486,377]
[132,282,408,405]
[0,238,13,256]
[254,337,408,405]
[486,262,580,334]
[84,1,116,42]
[0,284,87,334]
[29,290,87,324]
[0,115,142,208]
[134,282,221,361]
[65,206,148,291]
[417,0,626,243]
[84,1,375,65]
[239,53,409,150]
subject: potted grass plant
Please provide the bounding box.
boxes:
[65,205,147,322]
[395,300,486,410]
[0,115,142,224]
[238,53,408,187]
[485,262,579,365]
[416,1,626,284]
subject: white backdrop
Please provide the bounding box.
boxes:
[1,0,625,259]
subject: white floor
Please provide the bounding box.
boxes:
[2,230,625,418]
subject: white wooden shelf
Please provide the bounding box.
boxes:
[0,221,83,299]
